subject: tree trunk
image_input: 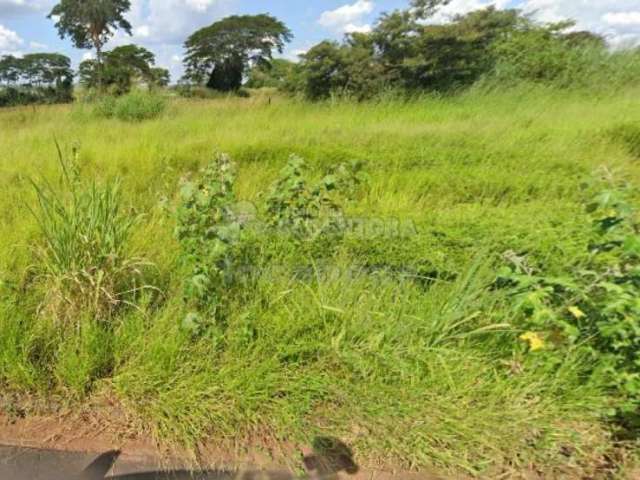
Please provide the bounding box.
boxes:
[94,37,104,91]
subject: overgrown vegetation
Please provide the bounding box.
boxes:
[279,6,640,100]
[91,90,166,121]
[3,0,639,476]
[80,44,170,95]
[1,86,640,476]
[498,172,640,430]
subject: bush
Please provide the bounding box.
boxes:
[265,155,363,239]
[497,175,640,428]
[175,153,364,333]
[0,86,73,108]
[93,91,166,121]
[174,84,252,100]
[175,153,244,329]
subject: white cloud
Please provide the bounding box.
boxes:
[125,0,233,45]
[423,0,640,48]
[184,0,217,13]
[343,23,372,33]
[82,52,94,61]
[0,0,51,15]
[0,24,24,54]
[428,0,510,24]
[134,25,151,38]
[603,12,640,27]
[29,40,47,50]
[279,47,308,62]
[318,0,374,33]
[518,0,640,47]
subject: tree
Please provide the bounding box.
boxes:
[246,58,296,89]
[21,53,74,90]
[79,44,159,94]
[299,41,348,100]
[150,67,170,88]
[408,8,527,90]
[490,20,596,87]
[0,52,73,106]
[562,31,606,49]
[183,14,293,91]
[48,0,132,86]
[410,0,451,19]
[0,55,21,86]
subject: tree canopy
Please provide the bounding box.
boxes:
[291,5,612,100]
[48,0,132,72]
[80,44,168,94]
[183,14,293,91]
[0,53,74,106]
[246,58,297,89]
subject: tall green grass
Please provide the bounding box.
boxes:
[27,146,152,324]
[91,90,167,122]
[0,87,639,476]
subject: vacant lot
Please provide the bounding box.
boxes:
[1,87,639,477]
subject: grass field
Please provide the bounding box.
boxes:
[1,86,639,477]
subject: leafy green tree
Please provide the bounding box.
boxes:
[0,52,73,106]
[411,8,525,90]
[0,55,21,85]
[80,44,160,94]
[21,53,74,89]
[410,0,451,19]
[298,41,349,100]
[183,14,293,91]
[490,20,601,87]
[370,10,420,87]
[293,4,614,99]
[246,58,296,89]
[562,31,606,49]
[150,67,170,88]
[340,33,392,99]
[48,0,132,86]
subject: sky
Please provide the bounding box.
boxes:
[1,0,640,81]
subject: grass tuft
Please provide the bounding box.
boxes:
[28,145,153,324]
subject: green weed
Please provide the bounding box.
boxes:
[28,146,152,324]
[497,172,640,430]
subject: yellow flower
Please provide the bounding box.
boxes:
[568,306,586,319]
[519,332,545,351]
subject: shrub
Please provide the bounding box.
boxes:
[93,91,166,121]
[175,154,246,330]
[92,95,118,118]
[265,155,363,239]
[174,84,252,100]
[0,86,73,108]
[498,175,640,428]
[29,146,152,325]
[174,153,364,332]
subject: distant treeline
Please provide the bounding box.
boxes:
[0,44,170,107]
[0,53,73,107]
[247,7,640,100]
[4,0,640,107]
